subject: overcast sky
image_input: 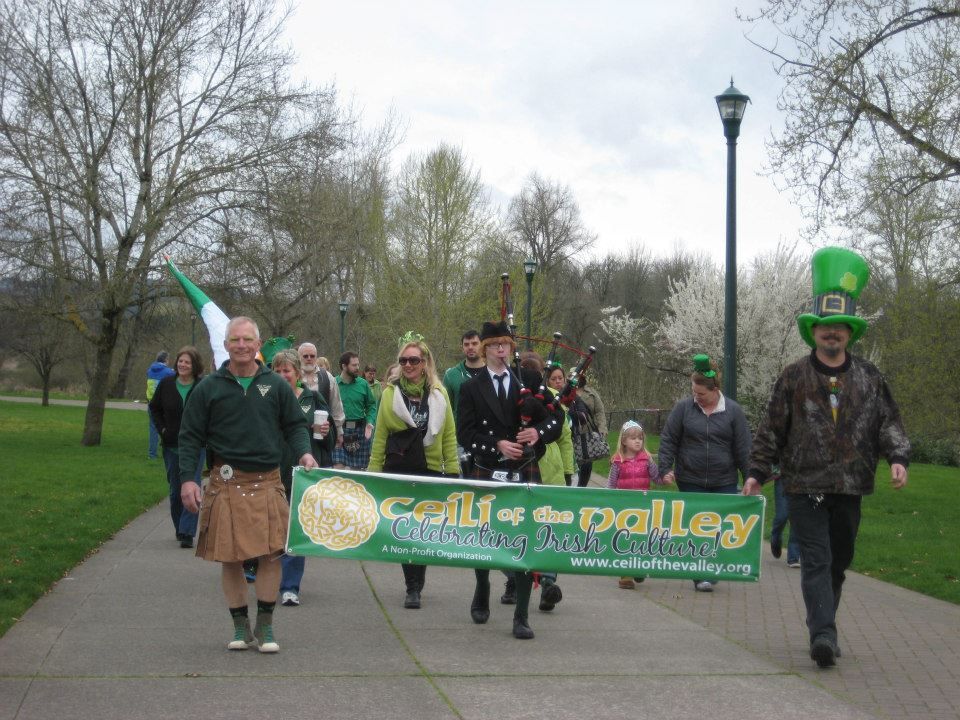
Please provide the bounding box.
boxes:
[283,0,805,266]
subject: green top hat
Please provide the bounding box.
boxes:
[260,335,295,366]
[796,247,869,348]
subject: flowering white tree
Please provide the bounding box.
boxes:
[602,244,810,421]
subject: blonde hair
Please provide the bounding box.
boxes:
[396,340,440,389]
[270,349,301,378]
[317,356,331,371]
[613,421,646,462]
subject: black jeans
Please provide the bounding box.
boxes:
[788,493,862,645]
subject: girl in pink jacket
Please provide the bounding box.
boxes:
[607,421,667,589]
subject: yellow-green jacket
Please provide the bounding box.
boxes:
[540,392,574,486]
[367,383,459,475]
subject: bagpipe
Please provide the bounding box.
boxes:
[498,273,596,431]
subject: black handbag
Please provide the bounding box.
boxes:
[572,409,610,464]
[383,424,428,473]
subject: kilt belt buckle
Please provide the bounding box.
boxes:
[492,469,522,483]
[220,464,234,481]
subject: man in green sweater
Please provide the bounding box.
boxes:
[442,330,485,475]
[179,316,317,654]
[333,351,377,470]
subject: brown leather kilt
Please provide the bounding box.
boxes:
[196,465,289,563]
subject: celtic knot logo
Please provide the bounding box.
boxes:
[298,476,379,551]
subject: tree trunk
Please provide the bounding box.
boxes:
[110,337,136,399]
[41,371,51,407]
[81,309,122,446]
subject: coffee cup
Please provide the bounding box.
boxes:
[313,409,329,439]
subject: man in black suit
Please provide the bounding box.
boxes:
[457,320,563,639]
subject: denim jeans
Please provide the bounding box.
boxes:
[280,554,305,594]
[772,477,801,562]
[162,446,203,537]
[676,481,739,586]
[788,493,862,645]
[148,409,160,459]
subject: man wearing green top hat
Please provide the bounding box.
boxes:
[744,247,910,669]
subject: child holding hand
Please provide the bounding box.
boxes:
[607,420,667,589]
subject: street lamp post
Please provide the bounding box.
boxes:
[338,301,349,355]
[523,258,537,349]
[715,79,750,401]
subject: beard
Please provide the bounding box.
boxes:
[302,363,317,373]
[818,336,844,358]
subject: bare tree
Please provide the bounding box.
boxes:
[506,172,595,274]
[0,0,315,444]
[743,2,960,231]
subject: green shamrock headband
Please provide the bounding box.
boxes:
[692,353,716,378]
[398,330,425,348]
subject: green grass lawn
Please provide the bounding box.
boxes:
[594,429,959,605]
[0,401,167,637]
[1,406,957,640]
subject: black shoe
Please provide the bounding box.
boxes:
[633,577,645,583]
[471,582,490,624]
[404,589,421,609]
[512,617,534,639]
[538,582,562,612]
[810,636,837,668]
[179,536,193,549]
[770,538,782,559]
[500,578,517,605]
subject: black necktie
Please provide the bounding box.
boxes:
[495,373,507,409]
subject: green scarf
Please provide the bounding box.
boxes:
[398,375,426,398]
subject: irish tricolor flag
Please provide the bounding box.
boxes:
[164,256,230,369]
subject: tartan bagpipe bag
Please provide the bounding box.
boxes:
[572,401,610,464]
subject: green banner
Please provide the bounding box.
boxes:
[287,468,765,582]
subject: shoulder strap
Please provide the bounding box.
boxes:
[316,370,330,405]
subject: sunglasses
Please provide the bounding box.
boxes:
[398,356,423,366]
[300,354,316,359]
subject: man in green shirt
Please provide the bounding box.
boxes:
[443,329,485,475]
[333,351,377,470]
[180,316,317,655]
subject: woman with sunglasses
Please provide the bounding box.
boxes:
[367,334,459,610]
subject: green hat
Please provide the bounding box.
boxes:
[796,247,870,348]
[260,335,295,365]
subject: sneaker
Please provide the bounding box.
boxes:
[618,578,635,590]
[280,591,300,607]
[810,636,837,668]
[787,558,801,568]
[243,560,257,584]
[694,580,714,592]
[179,536,193,549]
[227,618,253,651]
[254,619,279,653]
[403,589,421,609]
[538,582,562,611]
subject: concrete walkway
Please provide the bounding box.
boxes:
[0,396,144,411]
[2,494,958,719]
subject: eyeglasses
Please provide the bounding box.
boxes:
[398,357,423,366]
[300,354,316,359]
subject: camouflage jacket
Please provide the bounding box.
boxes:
[749,351,910,496]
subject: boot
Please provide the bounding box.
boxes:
[500,575,517,605]
[471,571,490,624]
